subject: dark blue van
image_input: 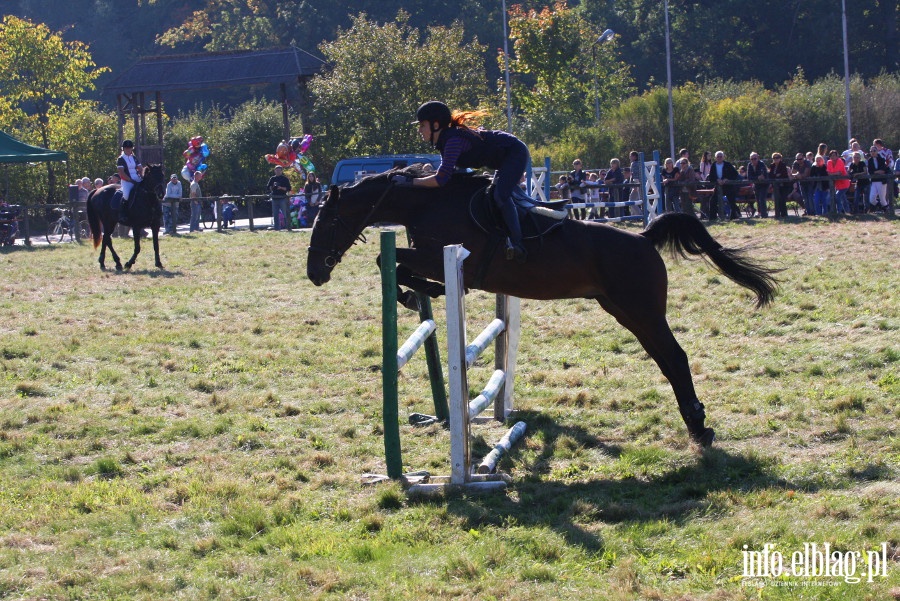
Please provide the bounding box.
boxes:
[331,154,441,186]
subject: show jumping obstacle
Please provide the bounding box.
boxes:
[376,231,526,492]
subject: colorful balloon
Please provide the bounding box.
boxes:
[200,143,210,158]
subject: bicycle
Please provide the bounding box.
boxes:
[46,207,89,244]
[200,199,216,230]
[0,204,20,247]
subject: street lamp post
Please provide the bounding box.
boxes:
[502,0,513,133]
[664,0,675,160]
[841,0,852,143]
[591,28,615,124]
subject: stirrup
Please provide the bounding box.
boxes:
[504,239,527,263]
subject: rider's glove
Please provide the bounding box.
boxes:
[391,174,415,187]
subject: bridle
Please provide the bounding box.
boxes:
[307,180,397,268]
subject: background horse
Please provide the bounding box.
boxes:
[86,165,166,271]
[307,165,779,447]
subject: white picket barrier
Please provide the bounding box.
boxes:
[407,244,526,494]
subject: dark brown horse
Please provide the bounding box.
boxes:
[86,165,166,271]
[307,166,778,447]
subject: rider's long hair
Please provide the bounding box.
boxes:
[450,109,489,131]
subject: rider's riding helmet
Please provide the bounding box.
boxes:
[414,101,452,129]
[122,139,135,148]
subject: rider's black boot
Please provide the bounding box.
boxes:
[498,201,527,263]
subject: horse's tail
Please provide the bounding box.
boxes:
[641,212,779,308]
[86,192,102,249]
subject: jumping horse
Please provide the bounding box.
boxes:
[306,165,779,446]
[86,165,166,271]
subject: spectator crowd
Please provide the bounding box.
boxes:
[556,138,898,221]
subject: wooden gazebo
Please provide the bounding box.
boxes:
[104,46,327,165]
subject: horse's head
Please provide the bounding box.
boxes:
[306,170,401,286]
[143,164,166,199]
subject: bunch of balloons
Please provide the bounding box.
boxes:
[181,136,211,182]
[264,134,316,179]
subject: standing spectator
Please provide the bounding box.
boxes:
[873,139,894,169]
[709,151,740,220]
[93,178,104,192]
[746,152,769,218]
[678,148,691,168]
[77,178,91,203]
[567,159,588,220]
[555,174,570,200]
[303,172,323,226]
[698,151,712,184]
[628,151,644,216]
[189,170,203,232]
[585,172,601,219]
[826,149,850,213]
[604,158,625,218]
[816,142,828,160]
[866,145,890,212]
[661,157,679,212]
[842,140,862,164]
[266,165,291,231]
[768,153,791,218]
[163,173,182,235]
[809,155,830,215]
[791,152,813,215]
[675,157,699,215]
[847,152,869,213]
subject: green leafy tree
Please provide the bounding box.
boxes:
[506,1,633,145]
[0,16,108,200]
[310,13,489,169]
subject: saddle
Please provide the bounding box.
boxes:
[468,185,568,241]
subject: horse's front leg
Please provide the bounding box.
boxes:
[151,227,164,269]
[124,228,141,270]
[375,248,446,311]
[395,248,446,297]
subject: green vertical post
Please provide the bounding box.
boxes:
[417,294,449,422]
[381,230,403,479]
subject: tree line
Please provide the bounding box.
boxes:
[1,5,898,203]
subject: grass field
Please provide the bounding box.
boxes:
[0,216,898,600]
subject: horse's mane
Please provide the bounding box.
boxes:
[344,163,491,190]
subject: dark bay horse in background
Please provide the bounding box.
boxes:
[306,165,779,447]
[86,165,166,271]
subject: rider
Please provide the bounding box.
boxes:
[394,101,528,262]
[116,139,142,224]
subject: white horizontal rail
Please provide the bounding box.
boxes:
[465,318,506,368]
[477,421,527,474]
[396,320,436,371]
[467,369,507,420]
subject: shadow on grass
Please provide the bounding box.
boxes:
[409,410,815,555]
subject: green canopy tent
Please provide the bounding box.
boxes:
[0,130,67,163]
[0,131,68,244]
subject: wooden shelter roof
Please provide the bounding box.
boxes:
[104,47,326,94]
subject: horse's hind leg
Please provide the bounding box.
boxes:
[101,232,123,271]
[594,295,715,447]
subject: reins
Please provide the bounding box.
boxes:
[308,181,396,267]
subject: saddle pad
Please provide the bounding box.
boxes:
[469,186,566,240]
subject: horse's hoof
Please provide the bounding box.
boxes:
[398,291,421,312]
[115,264,123,272]
[156,263,164,269]
[124,263,133,271]
[691,427,716,448]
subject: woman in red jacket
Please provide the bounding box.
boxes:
[825,149,850,213]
